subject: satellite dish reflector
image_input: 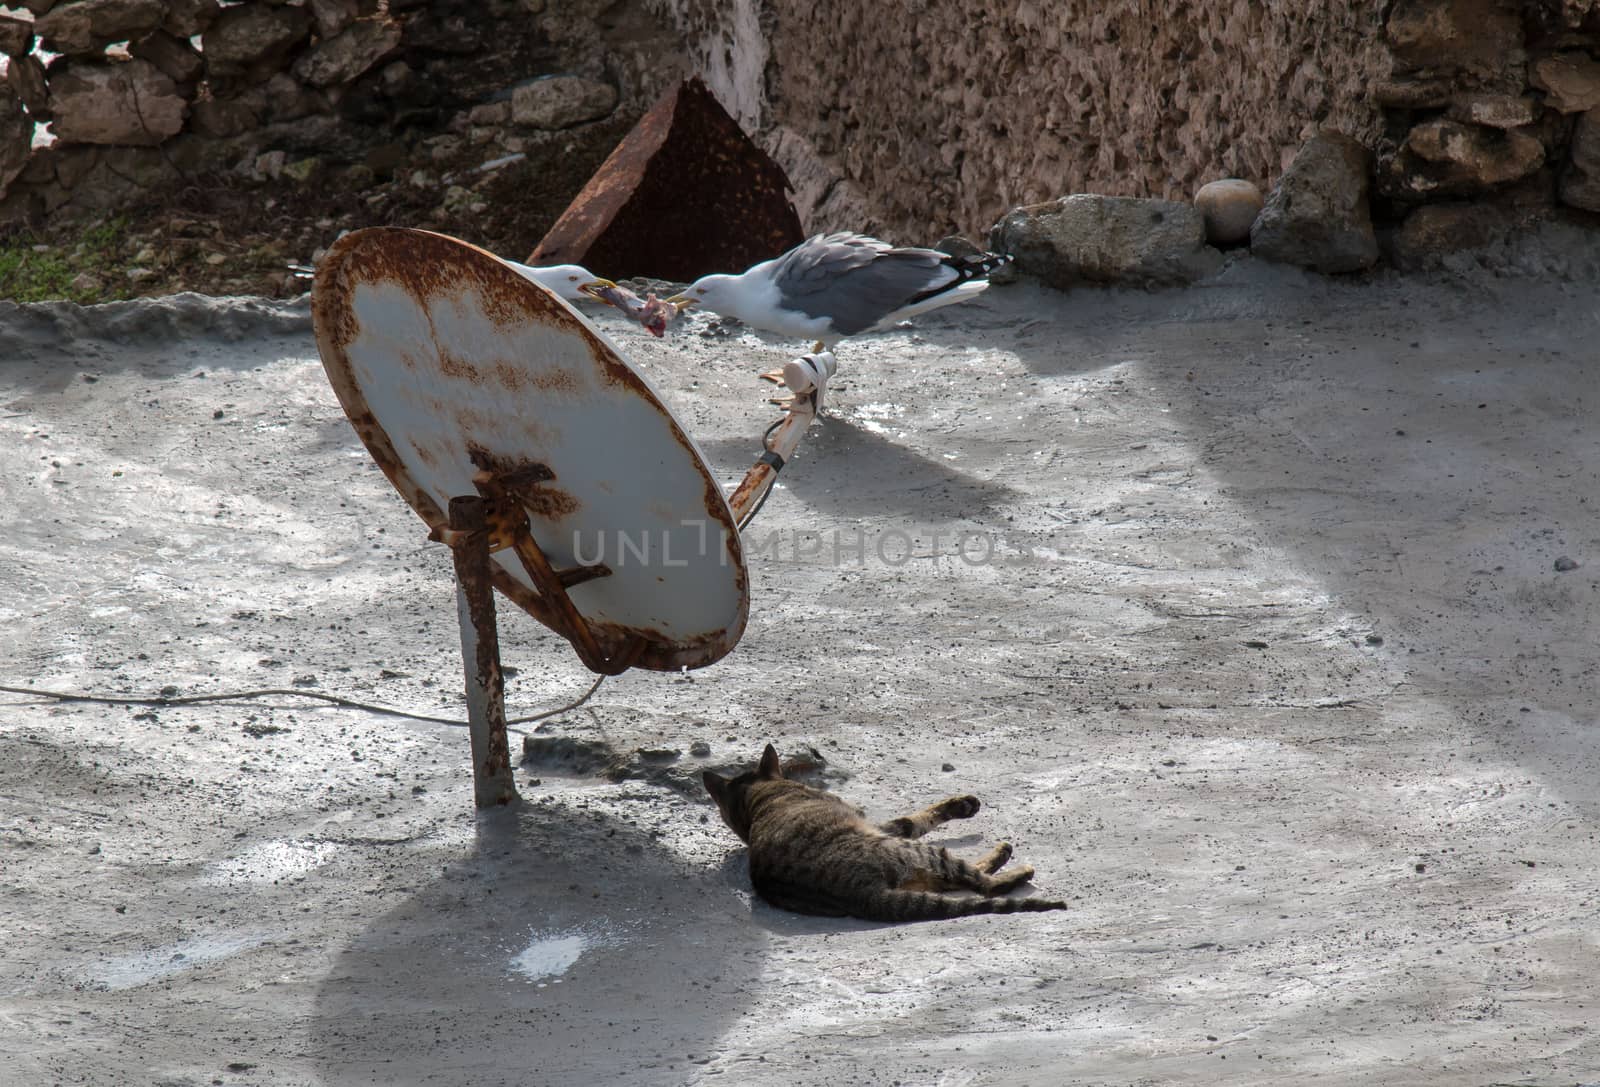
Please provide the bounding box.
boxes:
[312,227,748,673]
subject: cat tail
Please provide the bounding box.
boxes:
[864,889,1068,923]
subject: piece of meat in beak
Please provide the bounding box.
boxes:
[578,279,692,338]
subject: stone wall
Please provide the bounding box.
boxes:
[758,1,1391,241]
[676,0,1600,254]
[0,0,689,224]
[3,0,1596,270]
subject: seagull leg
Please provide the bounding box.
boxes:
[764,341,831,383]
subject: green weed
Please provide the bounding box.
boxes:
[0,216,132,304]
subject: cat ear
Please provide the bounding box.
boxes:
[758,744,783,779]
[702,771,727,802]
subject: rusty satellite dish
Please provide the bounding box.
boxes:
[312,227,748,674]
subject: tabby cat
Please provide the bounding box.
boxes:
[703,744,1068,922]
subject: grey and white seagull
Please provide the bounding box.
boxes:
[664,232,1011,355]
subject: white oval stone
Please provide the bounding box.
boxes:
[1193,178,1263,246]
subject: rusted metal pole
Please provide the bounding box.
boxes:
[446,495,519,808]
[726,395,818,526]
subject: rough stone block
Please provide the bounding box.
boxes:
[308,0,359,38]
[0,15,33,59]
[188,92,265,138]
[47,58,186,146]
[1250,132,1379,274]
[1385,0,1524,80]
[1383,119,1545,198]
[163,0,220,37]
[1374,77,1453,109]
[1446,93,1538,129]
[1391,203,1509,271]
[6,53,50,119]
[291,16,401,88]
[1559,108,1600,211]
[131,30,205,87]
[529,77,805,283]
[0,85,30,197]
[989,194,1223,289]
[511,75,617,130]
[36,0,165,55]
[202,2,310,78]
[1531,52,1600,114]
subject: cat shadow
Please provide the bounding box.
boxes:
[302,802,771,1085]
[711,833,1036,936]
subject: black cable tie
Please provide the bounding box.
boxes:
[759,450,785,472]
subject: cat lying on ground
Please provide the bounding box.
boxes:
[704,744,1069,922]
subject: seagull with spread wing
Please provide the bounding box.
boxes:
[662,232,1011,355]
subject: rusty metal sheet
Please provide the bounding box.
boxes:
[528,77,804,282]
[312,227,748,672]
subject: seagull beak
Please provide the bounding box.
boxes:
[664,293,698,314]
[577,278,618,300]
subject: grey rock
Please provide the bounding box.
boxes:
[75,145,178,207]
[261,73,328,124]
[1373,77,1452,110]
[989,194,1222,289]
[467,100,512,126]
[1447,93,1538,129]
[1531,51,1600,114]
[510,75,618,129]
[0,14,33,58]
[36,0,165,55]
[291,16,401,88]
[1560,108,1600,211]
[188,92,265,138]
[307,0,359,38]
[1251,132,1379,274]
[6,53,50,119]
[202,2,310,78]
[1385,0,1523,80]
[48,59,186,146]
[162,0,219,37]
[1193,178,1263,246]
[934,235,984,259]
[1385,119,1545,198]
[1554,555,1579,572]
[130,30,205,87]
[377,60,413,97]
[0,86,29,197]
[19,143,176,210]
[51,143,99,188]
[1391,203,1510,272]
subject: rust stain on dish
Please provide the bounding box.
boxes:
[439,351,487,385]
[409,439,439,469]
[530,366,584,394]
[468,444,580,521]
[492,361,527,393]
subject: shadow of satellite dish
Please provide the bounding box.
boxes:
[303,806,771,1084]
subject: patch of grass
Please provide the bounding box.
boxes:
[0,216,133,304]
